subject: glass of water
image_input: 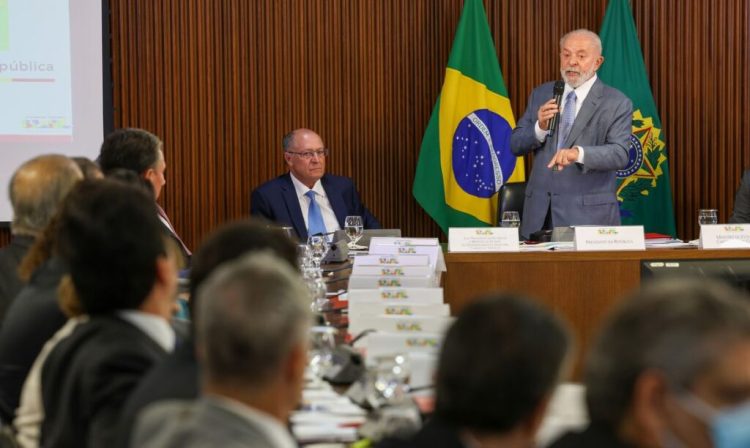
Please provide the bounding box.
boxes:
[501,211,521,228]
[698,209,718,226]
[307,235,329,270]
[344,215,364,249]
[308,326,337,379]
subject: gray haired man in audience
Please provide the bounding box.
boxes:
[551,278,750,448]
[0,155,82,323]
[132,252,311,448]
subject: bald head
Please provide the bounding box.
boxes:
[9,155,83,236]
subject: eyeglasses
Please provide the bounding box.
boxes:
[286,148,329,160]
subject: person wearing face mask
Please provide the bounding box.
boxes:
[549,278,750,448]
[510,29,632,240]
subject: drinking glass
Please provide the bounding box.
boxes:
[345,215,364,249]
[280,225,296,241]
[501,211,521,228]
[307,235,329,269]
[308,326,337,379]
[698,209,718,226]
[373,354,411,404]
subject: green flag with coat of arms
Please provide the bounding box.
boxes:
[599,0,677,237]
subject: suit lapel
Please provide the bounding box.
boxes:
[280,174,308,239]
[564,79,603,147]
[322,175,346,229]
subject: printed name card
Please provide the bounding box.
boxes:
[573,226,645,251]
[347,275,437,289]
[352,265,434,277]
[348,315,453,336]
[448,227,519,252]
[348,302,450,318]
[369,237,439,247]
[353,255,431,267]
[360,333,443,357]
[347,287,444,303]
[700,224,750,249]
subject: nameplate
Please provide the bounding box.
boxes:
[369,237,439,247]
[360,332,443,357]
[448,227,519,252]
[353,255,431,267]
[352,265,434,277]
[700,224,750,249]
[348,302,450,317]
[347,287,444,303]
[348,275,437,289]
[573,226,645,251]
[349,315,453,336]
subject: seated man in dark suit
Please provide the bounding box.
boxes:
[39,179,179,447]
[379,293,571,448]
[0,155,82,325]
[729,169,750,223]
[132,251,311,447]
[251,128,380,239]
[116,219,297,447]
[98,128,191,265]
[550,279,750,448]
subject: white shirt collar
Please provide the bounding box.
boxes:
[565,73,598,103]
[117,310,175,352]
[289,172,326,199]
[208,395,297,448]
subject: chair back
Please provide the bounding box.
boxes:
[498,182,527,224]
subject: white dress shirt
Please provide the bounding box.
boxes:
[534,73,600,164]
[289,173,341,235]
[118,310,176,353]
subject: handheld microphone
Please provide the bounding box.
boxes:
[548,80,566,135]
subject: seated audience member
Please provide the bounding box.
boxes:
[132,252,311,447]
[0,155,82,324]
[98,128,191,264]
[39,179,179,447]
[729,169,750,223]
[71,156,104,180]
[13,280,86,448]
[380,293,571,448]
[0,157,99,423]
[117,219,297,446]
[251,128,380,239]
[550,279,750,448]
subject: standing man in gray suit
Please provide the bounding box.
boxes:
[511,29,632,240]
[132,252,310,448]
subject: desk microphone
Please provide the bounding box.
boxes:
[548,80,566,135]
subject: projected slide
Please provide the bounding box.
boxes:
[0,0,72,142]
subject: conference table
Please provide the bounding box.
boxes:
[443,247,750,375]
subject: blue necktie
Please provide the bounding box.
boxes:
[557,90,577,150]
[305,190,327,237]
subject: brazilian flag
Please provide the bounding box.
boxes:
[599,0,677,236]
[413,0,524,234]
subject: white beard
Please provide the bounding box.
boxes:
[560,67,595,88]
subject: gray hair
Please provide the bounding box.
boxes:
[282,130,297,151]
[585,278,750,426]
[9,155,83,236]
[195,251,312,386]
[560,29,602,55]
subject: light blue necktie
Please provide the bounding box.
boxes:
[557,90,577,150]
[305,190,327,237]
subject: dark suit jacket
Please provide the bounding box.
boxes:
[0,235,34,324]
[548,423,634,448]
[729,169,750,223]
[117,336,199,448]
[250,173,380,240]
[511,78,632,239]
[40,315,168,448]
[377,418,466,448]
[0,257,67,422]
